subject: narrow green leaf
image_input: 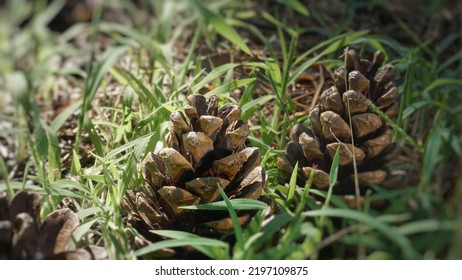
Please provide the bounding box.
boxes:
[98,23,170,71]
[50,99,83,134]
[248,213,293,250]
[152,230,229,259]
[103,132,154,160]
[309,189,349,209]
[0,181,40,193]
[72,219,98,243]
[369,102,420,150]
[46,125,61,181]
[239,71,257,105]
[402,100,428,119]
[237,22,276,58]
[72,149,82,175]
[191,63,239,93]
[303,208,418,259]
[35,124,48,160]
[398,220,458,235]
[286,161,298,206]
[204,78,256,98]
[437,51,462,73]
[240,95,275,121]
[41,187,87,200]
[419,131,442,192]
[261,12,296,35]
[49,180,90,197]
[217,185,244,249]
[265,58,282,86]
[74,45,127,168]
[395,17,434,57]
[278,0,309,16]
[436,33,459,54]
[424,78,462,93]
[325,146,340,206]
[152,230,204,240]
[293,31,369,66]
[341,234,386,250]
[5,72,30,112]
[180,198,267,210]
[83,46,127,113]
[0,155,13,199]
[135,237,227,257]
[32,0,65,27]
[84,118,104,156]
[113,68,165,110]
[77,206,111,219]
[190,0,251,55]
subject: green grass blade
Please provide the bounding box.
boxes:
[419,130,442,194]
[83,46,127,114]
[402,101,428,119]
[424,78,462,93]
[72,149,82,175]
[31,0,65,28]
[204,78,256,98]
[134,239,218,258]
[34,123,48,160]
[72,219,98,243]
[325,146,340,207]
[398,220,458,236]
[83,118,104,157]
[76,206,111,219]
[46,125,61,182]
[152,230,209,240]
[262,11,296,36]
[103,132,154,161]
[73,45,127,169]
[369,102,420,150]
[135,231,228,258]
[246,213,293,251]
[0,155,14,199]
[286,161,298,207]
[303,208,419,259]
[216,184,244,249]
[46,180,90,200]
[191,63,239,93]
[0,181,40,193]
[49,99,83,134]
[240,95,275,121]
[278,0,309,16]
[42,187,88,200]
[112,68,166,110]
[180,198,267,211]
[98,22,170,69]
[189,0,252,55]
[293,30,369,66]
[395,17,434,58]
[237,21,276,58]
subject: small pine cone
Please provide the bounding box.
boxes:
[0,191,106,259]
[279,49,400,208]
[123,94,267,242]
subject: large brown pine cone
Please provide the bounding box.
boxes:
[278,49,400,208]
[123,94,267,242]
[0,191,107,259]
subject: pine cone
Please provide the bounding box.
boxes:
[279,49,400,208]
[0,191,107,260]
[123,94,267,242]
